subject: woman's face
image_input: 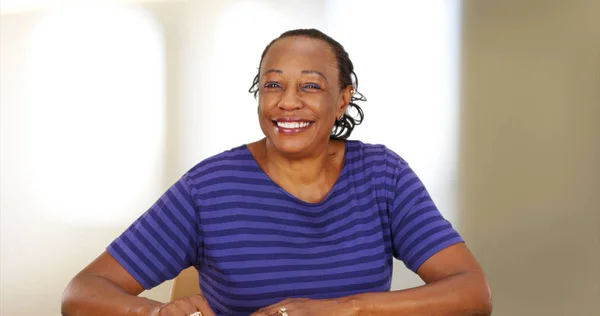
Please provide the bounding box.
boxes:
[257,36,350,156]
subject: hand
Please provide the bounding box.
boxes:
[147,294,216,316]
[251,297,358,316]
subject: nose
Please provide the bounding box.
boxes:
[278,87,302,111]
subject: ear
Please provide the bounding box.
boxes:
[337,85,353,117]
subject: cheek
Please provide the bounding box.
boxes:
[321,98,339,117]
[256,96,266,113]
[257,103,270,120]
[256,102,273,127]
[257,93,278,110]
[306,95,336,111]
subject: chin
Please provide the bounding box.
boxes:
[270,138,312,156]
[260,119,332,156]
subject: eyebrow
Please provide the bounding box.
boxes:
[263,69,329,83]
[302,70,328,83]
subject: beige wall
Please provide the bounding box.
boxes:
[459,0,600,315]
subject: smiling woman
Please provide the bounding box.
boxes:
[61,29,492,316]
[249,29,366,144]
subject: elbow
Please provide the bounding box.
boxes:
[61,299,74,316]
[476,300,493,316]
[471,275,493,316]
[475,295,493,316]
[61,283,74,316]
[454,269,493,315]
[61,278,80,316]
[481,289,493,316]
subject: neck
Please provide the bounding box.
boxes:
[262,138,339,185]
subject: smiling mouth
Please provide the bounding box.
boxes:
[274,121,312,128]
[272,120,314,133]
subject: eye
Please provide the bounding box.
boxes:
[263,82,281,89]
[303,83,321,90]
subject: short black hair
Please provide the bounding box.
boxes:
[248,28,366,140]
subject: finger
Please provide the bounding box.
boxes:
[256,298,296,316]
[160,296,211,316]
[252,310,279,316]
[253,304,277,316]
[154,302,187,316]
[189,294,216,316]
[171,298,198,316]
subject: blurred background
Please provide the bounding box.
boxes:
[1,0,598,315]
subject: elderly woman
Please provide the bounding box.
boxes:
[62,29,492,316]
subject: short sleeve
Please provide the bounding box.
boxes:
[107,174,200,290]
[389,161,464,273]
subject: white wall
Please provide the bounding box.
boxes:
[0,4,173,315]
[1,1,460,314]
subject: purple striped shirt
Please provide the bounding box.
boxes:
[107,140,463,315]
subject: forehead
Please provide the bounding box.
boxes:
[261,36,338,76]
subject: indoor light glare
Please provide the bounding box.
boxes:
[24,4,166,226]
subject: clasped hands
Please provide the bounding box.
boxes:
[250,297,357,316]
[148,295,357,316]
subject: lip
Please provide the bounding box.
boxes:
[273,117,315,123]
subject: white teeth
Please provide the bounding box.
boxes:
[277,121,310,129]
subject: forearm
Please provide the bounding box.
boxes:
[61,274,161,316]
[348,271,492,316]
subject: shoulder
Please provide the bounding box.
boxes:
[181,144,256,185]
[345,140,409,172]
[343,140,413,201]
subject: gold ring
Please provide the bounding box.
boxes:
[278,307,288,316]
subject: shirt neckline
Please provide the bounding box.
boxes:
[243,140,350,207]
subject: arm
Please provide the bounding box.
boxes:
[62,175,214,316]
[61,251,161,316]
[348,243,492,316]
[349,154,491,315]
[253,243,491,316]
[61,251,214,316]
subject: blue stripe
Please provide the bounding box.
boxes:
[208,237,383,262]
[407,233,463,271]
[107,242,154,289]
[106,140,462,315]
[217,250,385,274]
